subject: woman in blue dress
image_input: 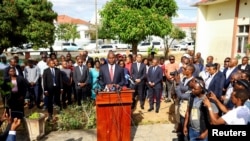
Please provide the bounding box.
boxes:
[90,61,100,100]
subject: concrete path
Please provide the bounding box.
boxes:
[34,124,178,141]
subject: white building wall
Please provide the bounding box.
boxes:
[196,0,236,63]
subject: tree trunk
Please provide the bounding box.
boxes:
[132,42,138,55]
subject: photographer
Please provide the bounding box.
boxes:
[165,55,179,102]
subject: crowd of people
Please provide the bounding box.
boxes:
[0,50,250,141]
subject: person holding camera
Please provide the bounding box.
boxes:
[165,55,179,102]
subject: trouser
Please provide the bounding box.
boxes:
[166,79,174,99]
[62,84,72,106]
[47,87,61,115]
[148,87,161,111]
[189,127,208,141]
[179,116,189,141]
[132,84,145,108]
[76,87,87,106]
[28,84,40,107]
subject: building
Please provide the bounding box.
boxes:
[54,15,92,47]
[175,23,197,42]
[194,0,250,63]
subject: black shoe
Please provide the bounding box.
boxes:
[148,108,154,112]
[155,110,159,113]
[140,106,144,110]
[165,99,171,103]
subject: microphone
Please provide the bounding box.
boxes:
[125,74,135,85]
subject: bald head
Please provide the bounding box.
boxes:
[229,58,238,68]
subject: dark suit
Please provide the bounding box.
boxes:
[99,64,125,88]
[147,66,163,111]
[207,71,225,98]
[131,62,146,108]
[73,65,89,105]
[237,64,250,71]
[43,67,63,115]
[3,65,23,79]
[6,133,16,141]
[1,76,29,116]
[223,67,238,89]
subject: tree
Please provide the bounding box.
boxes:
[100,0,178,54]
[0,0,57,53]
[164,26,186,58]
[55,23,80,43]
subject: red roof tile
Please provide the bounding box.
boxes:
[174,23,196,28]
[57,15,90,25]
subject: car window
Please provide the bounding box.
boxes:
[72,43,77,46]
[63,43,70,46]
[153,42,160,45]
[101,45,113,49]
[141,43,150,46]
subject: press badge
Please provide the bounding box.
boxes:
[191,108,198,120]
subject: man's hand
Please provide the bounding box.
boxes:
[30,82,35,86]
[44,91,48,96]
[208,92,218,102]
[183,126,188,136]
[1,109,9,122]
[198,131,207,139]
[80,83,86,87]
[60,89,63,94]
[203,97,211,107]
[10,118,21,131]
[135,79,141,83]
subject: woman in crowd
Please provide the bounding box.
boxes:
[2,67,29,118]
[118,60,130,88]
[90,61,101,100]
[100,58,107,66]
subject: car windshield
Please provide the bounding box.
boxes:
[72,43,77,46]
[180,42,187,45]
[63,43,70,46]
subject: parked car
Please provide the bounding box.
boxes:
[137,41,163,52]
[98,44,116,52]
[114,43,131,49]
[62,42,82,51]
[7,47,24,55]
[173,41,194,51]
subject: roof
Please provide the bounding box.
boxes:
[174,23,196,28]
[192,0,229,6]
[57,15,90,25]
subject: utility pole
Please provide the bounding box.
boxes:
[95,0,98,50]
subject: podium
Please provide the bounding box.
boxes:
[96,90,134,141]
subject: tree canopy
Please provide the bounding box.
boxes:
[0,0,57,53]
[55,23,80,43]
[100,0,178,54]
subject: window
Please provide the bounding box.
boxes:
[72,43,77,46]
[238,25,249,33]
[153,42,160,45]
[237,36,248,53]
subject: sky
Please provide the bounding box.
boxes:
[49,0,199,23]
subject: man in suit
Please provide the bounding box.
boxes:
[81,51,94,67]
[43,60,63,120]
[147,58,163,113]
[223,58,238,91]
[99,51,125,90]
[3,58,23,79]
[73,58,89,106]
[206,63,225,99]
[131,54,146,109]
[237,56,250,71]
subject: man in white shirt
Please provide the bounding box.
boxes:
[203,89,250,125]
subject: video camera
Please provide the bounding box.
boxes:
[170,70,179,76]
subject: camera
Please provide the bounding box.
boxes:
[170,71,178,76]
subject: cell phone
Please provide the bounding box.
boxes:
[11,111,24,119]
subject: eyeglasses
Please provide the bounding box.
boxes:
[169,59,175,60]
[194,79,205,89]
[224,60,229,62]
[78,62,83,63]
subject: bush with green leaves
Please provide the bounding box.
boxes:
[57,101,96,130]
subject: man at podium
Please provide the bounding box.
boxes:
[99,51,125,91]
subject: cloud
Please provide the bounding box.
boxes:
[173,12,197,23]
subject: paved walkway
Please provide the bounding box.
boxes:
[17,124,178,141]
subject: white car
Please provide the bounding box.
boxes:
[98,44,116,52]
[173,41,194,51]
[137,41,163,52]
[62,42,82,51]
[114,43,131,49]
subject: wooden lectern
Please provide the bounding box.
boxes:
[96,90,134,141]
